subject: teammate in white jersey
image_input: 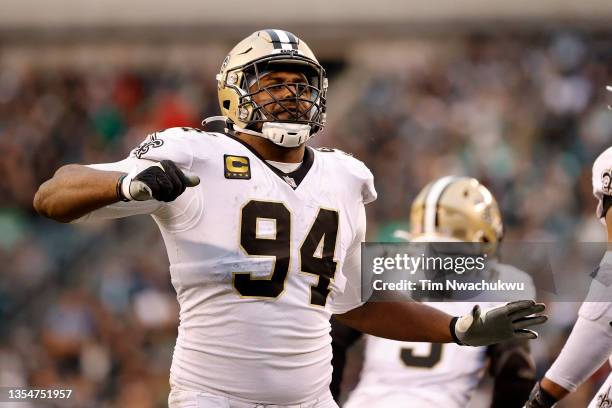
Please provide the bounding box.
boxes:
[33,30,547,408]
[332,177,538,407]
[524,122,612,408]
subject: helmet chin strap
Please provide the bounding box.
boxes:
[202,116,312,148]
[234,122,312,148]
[202,116,229,126]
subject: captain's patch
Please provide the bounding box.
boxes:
[224,155,251,180]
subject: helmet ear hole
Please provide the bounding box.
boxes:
[223,100,231,110]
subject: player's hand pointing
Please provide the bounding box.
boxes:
[119,160,200,202]
[451,300,548,347]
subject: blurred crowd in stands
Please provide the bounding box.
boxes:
[0,30,610,406]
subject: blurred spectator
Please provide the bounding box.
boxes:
[1,29,611,406]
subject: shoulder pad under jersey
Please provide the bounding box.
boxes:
[129,127,210,170]
[314,147,377,204]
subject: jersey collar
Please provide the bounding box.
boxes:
[224,133,315,190]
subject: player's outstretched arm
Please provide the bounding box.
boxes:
[524,209,612,408]
[523,313,612,408]
[523,379,568,408]
[34,160,199,223]
[335,300,547,346]
[34,164,124,223]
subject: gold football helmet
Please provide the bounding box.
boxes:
[214,29,327,147]
[410,176,503,246]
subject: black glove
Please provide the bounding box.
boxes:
[523,381,558,408]
[119,160,200,202]
[451,300,547,347]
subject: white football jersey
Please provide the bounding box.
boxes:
[81,127,377,404]
[344,263,535,408]
[589,368,612,408]
[541,153,612,406]
[545,286,612,403]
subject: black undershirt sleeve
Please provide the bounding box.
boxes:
[330,317,363,402]
[488,338,536,408]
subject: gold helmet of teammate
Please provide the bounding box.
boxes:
[215,29,327,147]
[410,176,503,248]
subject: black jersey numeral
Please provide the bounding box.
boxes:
[234,200,339,306]
[400,343,443,368]
[301,209,339,306]
[234,201,291,298]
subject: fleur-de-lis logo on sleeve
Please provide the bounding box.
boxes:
[595,386,611,408]
[132,133,164,159]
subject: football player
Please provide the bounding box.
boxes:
[524,88,612,407]
[33,30,547,408]
[331,177,538,407]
